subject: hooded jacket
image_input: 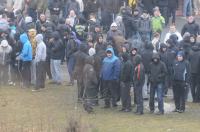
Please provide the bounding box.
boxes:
[173,56,190,83]
[101,47,120,81]
[133,55,145,86]
[83,56,98,95]
[19,33,33,61]
[35,34,47,62]
[189,44,200,74]
[149,53,167,83]
[120,53,133,82]
[0,40,12,65]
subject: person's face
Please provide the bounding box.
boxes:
[133,11,139,16]
[132,50,137,55]
[107,52,112,58]
[111,26,117,31]
[40,14,46,22]
[177,56,183,61]
[98,37,103,43]
[170,26,176,33]
[154,10,160,16]
[122,47,127,53]
[153,58,158,63]
[162,47,167,52]
[95,27,100,32]
[190,37,195,43]
[188,16,194,23]
[69,10,75,17]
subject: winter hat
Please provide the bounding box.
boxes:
[25,16,33,24]
[111,22,117,27]
[1,39,8,47]
[177,51,185,57]
[88,48,96,56]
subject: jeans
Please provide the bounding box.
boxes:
[135,83,144,113]
[50,59,62,83]
[183,0,192,16]
[149,83,164,113]
[67,56,75,83]
[168,7,176,23]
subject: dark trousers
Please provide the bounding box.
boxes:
[168,7,176,23]
[160,6,169,25]
[191,74,200,102]
[45,60,52,79]
[173,81,186,111]
[36,61,46,89]
[77,75,84,100]
[22,61,31,88]
[0,65,9,84]
[102,80,118,107]
[135,83,144,113]
[120,82,131,110]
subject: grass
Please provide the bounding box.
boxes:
[0,84,200,132]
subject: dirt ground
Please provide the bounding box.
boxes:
[0,82,200,132]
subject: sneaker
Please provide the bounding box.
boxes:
[32,89,40,92]
[124,109,132,112]
[172,109,179,112]
[149,110,154,114]
[156,111,164,115]
[178,110,184,113]
[135,112,143,115]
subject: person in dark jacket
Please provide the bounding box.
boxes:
[49,31,64,85]
[119,52,133,112]
[141,0,154,15]
[48,0,62,20]
[83,56,98,105]
[134,55,145,115]
[149,53,167,115]
[166,39,177,89]
[159,43,168,95]
[189,44,200,103]
[74,44,88,101]
[66,32,79,86]
[65,0,80,17]
[181,16,200,37]
[139,10,152,41]
[101,47,121,108]
[168,0,178,24]
[141,42,154,96]
[172,51,190,113]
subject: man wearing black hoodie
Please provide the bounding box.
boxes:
[189,44,200,103]
[149,53,167,115]
[49,31,64,85]
[120,53,133,112]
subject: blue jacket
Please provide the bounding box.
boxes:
[101,47,120,81]
[20,33,32,61]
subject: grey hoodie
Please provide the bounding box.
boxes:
[35,34,47,62]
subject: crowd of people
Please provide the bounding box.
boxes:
[0,0,200,115]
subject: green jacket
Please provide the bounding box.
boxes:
[151,16,165,33]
